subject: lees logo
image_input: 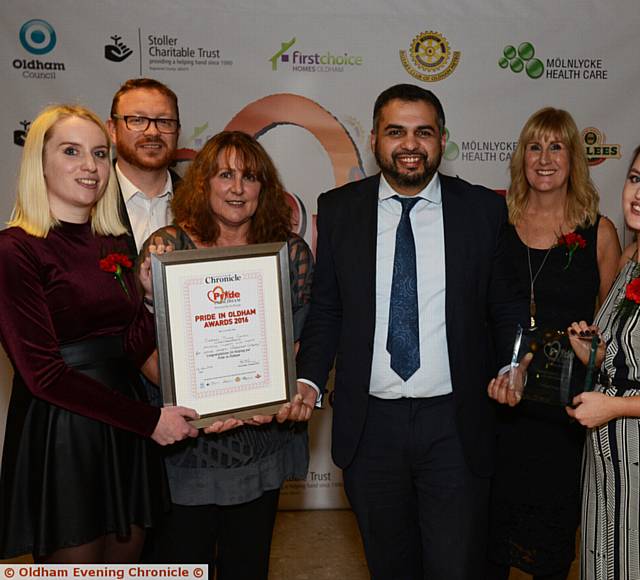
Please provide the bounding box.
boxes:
[207,285,240,303]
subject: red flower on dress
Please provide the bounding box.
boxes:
[625,278,640,304]
[615,263,640,320]
[99,253,133,297]
[557,232,587,270]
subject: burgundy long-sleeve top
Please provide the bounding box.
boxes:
[0,221,160,437]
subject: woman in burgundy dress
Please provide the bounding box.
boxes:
[0,104,199,563]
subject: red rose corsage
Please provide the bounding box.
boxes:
[557,232,586,270]
[614,260,640,320]
[99,253,133,297]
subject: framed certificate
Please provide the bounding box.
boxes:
[151,242,297,428]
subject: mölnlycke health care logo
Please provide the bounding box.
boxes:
[499,41,609,80]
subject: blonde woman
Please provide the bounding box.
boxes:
[487,107,620,579]
[0,104,198,563]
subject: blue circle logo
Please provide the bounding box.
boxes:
[19,19,57,55]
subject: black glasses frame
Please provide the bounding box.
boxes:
[112,114,180,134]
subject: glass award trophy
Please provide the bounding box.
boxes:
[510,325,599,406]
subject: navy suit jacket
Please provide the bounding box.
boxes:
[296,172,528,476]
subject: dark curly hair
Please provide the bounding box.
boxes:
[172,131,292,244]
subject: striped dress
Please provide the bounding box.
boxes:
[581,259,640,579]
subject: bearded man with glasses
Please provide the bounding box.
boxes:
[108,78,181,254]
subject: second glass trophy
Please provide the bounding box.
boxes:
[510,325,597,406]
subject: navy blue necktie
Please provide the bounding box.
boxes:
[387,196,421,381]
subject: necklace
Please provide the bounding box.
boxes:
[527,245,553,329]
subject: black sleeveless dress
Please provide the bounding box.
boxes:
[487,218,601,575]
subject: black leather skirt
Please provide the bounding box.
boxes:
[0,336,168,559]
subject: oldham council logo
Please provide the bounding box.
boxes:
[19,19,56,55]
[400,30,460,82]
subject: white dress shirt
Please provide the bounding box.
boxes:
[369,173,452,398]
[115,163,174,251]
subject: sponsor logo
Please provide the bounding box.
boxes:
[19,19,56,55]
[400,30,460,82]
[582,127,621,166]
[443,128,459,161]
[13,120,30,147]
[270,37,296,70]
[204,274,241,285]
[207,285,240,304]
[269,37,363,73]
[146,33,231,71]
[13,19,65,79]
[104,34,133,62]
[498,42,544,79]
[459,139,518,163]
[499,41,609,80]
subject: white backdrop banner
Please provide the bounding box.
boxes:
[1,0,639,509]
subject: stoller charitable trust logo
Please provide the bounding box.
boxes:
[14,19,66,79]
[19,19,56,54]
[269,37,364,73]
[400,30,461,82]
[104,34,133,62]
[13,120,30,147]
[582,127,621,166]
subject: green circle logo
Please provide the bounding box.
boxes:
[499,41,544,79]
[526,58,544,79]
[503,45,516,59]
[510,58,524,73]
[518,42,535,60]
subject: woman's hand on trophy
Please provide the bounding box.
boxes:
[487,352,533,407]
[567,321,605,367]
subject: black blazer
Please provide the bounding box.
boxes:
[296,173,528,476]
[114,164,181,256]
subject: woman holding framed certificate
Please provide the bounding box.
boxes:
[486,108,621,579]
[0,104,199,563]
[140,131,314,580]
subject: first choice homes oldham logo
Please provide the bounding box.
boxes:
[269,37,364,73]
[400,30,461,82]
[14,19,66,79]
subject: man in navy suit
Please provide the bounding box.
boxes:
[295,84,527,579]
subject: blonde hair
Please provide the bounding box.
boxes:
[8,104,126,238]
[507,107,599,228]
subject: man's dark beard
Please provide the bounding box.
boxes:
[375,147,441,189]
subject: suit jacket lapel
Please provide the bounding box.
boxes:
[345,174,379,346]
[441,174,468,336]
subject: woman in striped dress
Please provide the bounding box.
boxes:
[568,145,640,580]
